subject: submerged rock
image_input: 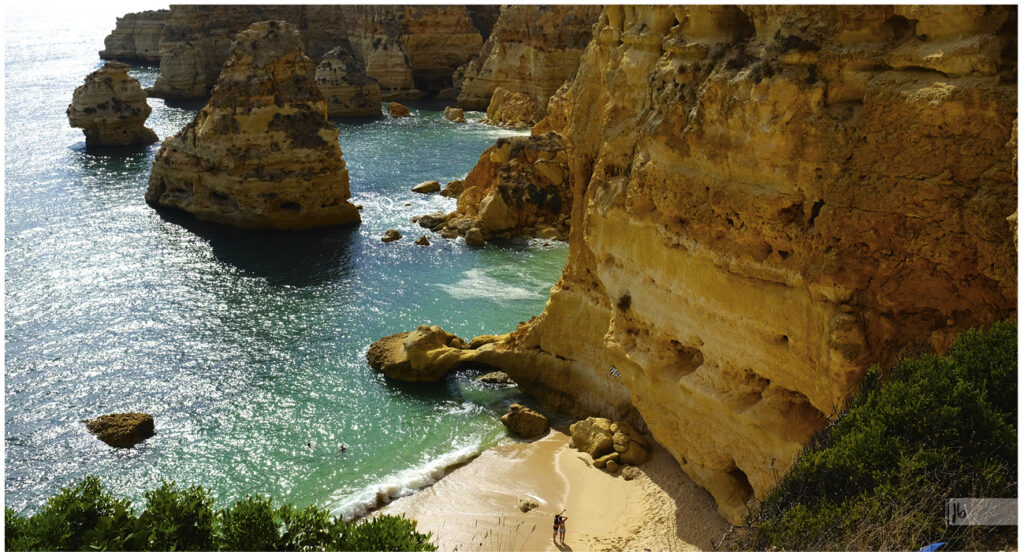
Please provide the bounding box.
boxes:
[501,404,549,438]
[67,62,158,147]
[145,21,360,230]
[315,44,383,117]
[85,413,155,448]
[414,235,431,246]
[381,229,402,243]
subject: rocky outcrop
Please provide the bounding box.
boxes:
[477,371,514,384]
[411,180,440,194]
[67,62,159,147]
[146,21,360,230]
[484,87,545,129]
[444,106,466,123]
[132,6,492,100]
[455,5,602,120]
[85,413,155,448]
[419,133,571,243]
[375,6,1018,525]
[382,229,402,243]
[501,404,549,438]
[570,417,651,470]
[98,10,169,63]
[366,325,473,382]
[387,102,411,118]
[315,45,382,117]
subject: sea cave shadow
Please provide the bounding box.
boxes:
[154,205,360,287]
[637,443,734,551]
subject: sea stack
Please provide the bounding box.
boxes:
[315,45,383,117]
[146,21,360,230]
[67,62,158,147]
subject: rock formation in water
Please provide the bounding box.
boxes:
[67,62,159,147]
[484,87,545,129]
[373,5,1018,524]
[98,9,169,63]
[387,102,411,118]
[85,413,155,448]
[443,106,466,123]
[418,133,572,243]
[315,45,382,117]
[106,6,497,100]
[146,21,360,230]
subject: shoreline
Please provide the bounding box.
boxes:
[373,428,731,552]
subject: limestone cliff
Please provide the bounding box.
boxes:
[375,5,1018,524]
[455,5,601,121]
[146,21,360,230]
[315,45,382,117]
[67,62,158,147]
[133,5,490,100]
[98,9,169,63]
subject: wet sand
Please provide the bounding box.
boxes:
[375,429,731,552]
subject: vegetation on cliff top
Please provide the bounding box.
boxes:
[5,477,435,551]
[742,321,1017,551]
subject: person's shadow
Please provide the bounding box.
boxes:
[555,542,574,552]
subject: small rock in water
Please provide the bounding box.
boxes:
[388,102,411,117]
[382,229,402,243]
[85,413,154,448]
[414,236,430,246]
[465,228,485,246]
[476,371,515,384]
[404,203,412,207]
[411,180,441,194]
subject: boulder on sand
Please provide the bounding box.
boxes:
[501,404,549,438]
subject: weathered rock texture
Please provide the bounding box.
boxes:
[501,404,549,438]
[67,62,159,147]
[419,133,572,243]
[146,21,360,230]
[315,45,382,117]
[455,5,602,121]
[484,87,545,129]
[570,417,651,470]
[372,6,1018,525]
[98,9,170,63]
[114,6,496,100]
[85,413,155,448]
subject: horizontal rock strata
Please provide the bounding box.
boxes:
[375,5,1018,525]
[67,62,158,147]
[107,6,496,100]
[316,45,382,117]
[146,21,360,230]
[98,9,169,63]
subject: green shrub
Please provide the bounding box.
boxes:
[745,321,1017,551]
[6,477,435,552]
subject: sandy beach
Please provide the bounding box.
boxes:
[375,429,731,552]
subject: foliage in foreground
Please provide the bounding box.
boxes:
[743,321,1017,551]
[5,477,435,551]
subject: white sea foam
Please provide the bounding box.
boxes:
[330,442,486,521]
[439,268,541,301]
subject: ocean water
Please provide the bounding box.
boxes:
[4,4,568,517]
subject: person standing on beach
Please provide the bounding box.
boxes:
[559,513,567,545]
[553,510,565,544]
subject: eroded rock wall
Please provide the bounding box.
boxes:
[458,5,1017,524]
[146,21,360,230]
[134,5,489,100]
[67,62,158,147]
[99,9,170,63]
[455,5,601,114]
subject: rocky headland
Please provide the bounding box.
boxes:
[101,6,498,101]
[455,6,601,128]
[146,21,360,230]
[66,61,158,147]
[372,5,1018,524]
[98,9,169,63]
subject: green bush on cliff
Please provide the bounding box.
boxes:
[745,321,1017,551]
[5,477,436,552]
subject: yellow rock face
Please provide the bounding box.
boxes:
[377,5,1018,525]
[315,45,382,118]
[98,9,169,63]
[67,62,158,147]
[456,6,602,113]
[146,21,360,230]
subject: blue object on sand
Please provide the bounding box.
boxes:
[918,542,946,552]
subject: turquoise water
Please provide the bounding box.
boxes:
[4,4,567,517]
